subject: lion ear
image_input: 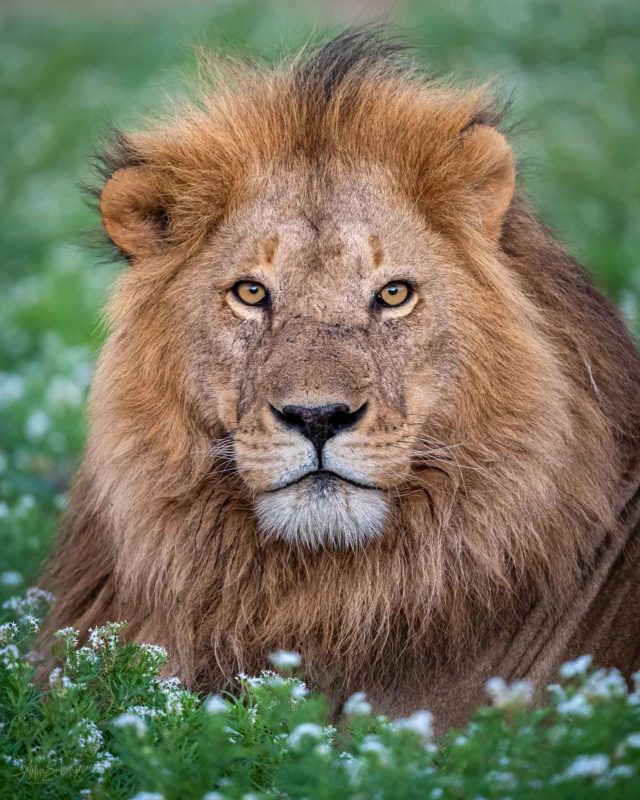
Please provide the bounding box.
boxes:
[100,166,170,259]
[460,125,516,241]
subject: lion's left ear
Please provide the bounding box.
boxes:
[100,165,171,260]
[460,126,516,241]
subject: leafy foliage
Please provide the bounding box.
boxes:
[2,599,640,799]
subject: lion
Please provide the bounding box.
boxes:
[39,30,640,730]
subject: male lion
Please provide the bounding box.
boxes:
[40,31,640,729]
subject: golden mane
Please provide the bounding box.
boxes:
[40,30,640,723]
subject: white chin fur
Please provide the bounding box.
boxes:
[255,478,389,549]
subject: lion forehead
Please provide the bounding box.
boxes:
[207,167,438,293]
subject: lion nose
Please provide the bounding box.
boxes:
[271,402,367,455]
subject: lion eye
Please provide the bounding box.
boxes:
[232,281,268,307]
[377,281,412,308]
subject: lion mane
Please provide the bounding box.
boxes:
[40,31,640,727]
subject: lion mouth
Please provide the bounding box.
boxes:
[266,469,380,493]
[255,469,390,548]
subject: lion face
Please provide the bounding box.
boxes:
[95,44,579,570]
[175,167,460,548]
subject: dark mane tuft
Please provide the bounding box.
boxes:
[96,130,145,181]
[294,27,410,108]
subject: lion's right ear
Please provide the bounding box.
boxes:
[100,166,170,260]
[459,125,516,241]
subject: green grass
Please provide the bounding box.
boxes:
[1,1,639,797]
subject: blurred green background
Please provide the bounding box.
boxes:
[0,0,639,602]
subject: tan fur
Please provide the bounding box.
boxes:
[39,32,640,728]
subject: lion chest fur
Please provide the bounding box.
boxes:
[39,32,640,730]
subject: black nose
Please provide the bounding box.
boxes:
[271,402,367,458]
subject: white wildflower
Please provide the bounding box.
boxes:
[129,793,164,800]
[486,770,516,788]
[485,676,533,709]
[165,693,183,715]
[93,751,117,775]
[35,586,55,603]
[563,753,609,779]
[49,667,74,690]
[202,794,226,800]
[112,712,147,737]
[25,410,50,440]
[287,722,325,747]
[223,725,239,743]
[559,655,592,679]
[0,621,19,644]
[429,790,444,799]
[557,692,592,717]
[157,676,182,695]
[128,705,160,719]
[392,710,434,742]
[583,667,627,700]
[2,596,20,613]
[3,754,24,767]
[204,694,229,714]
[340,752,363,784]
[324,724,337,743]
[140,643,168,667]
[55,626,79,646]
[359,734,388,759]
[24,614,39,633]
[88,622,125,651]
[268,650,302,670]
[625,733,640,749]
[0,644,19,667]
[0,502,9,519]
[290,681,308,701]
[616,732,640,759]
[88,628,105,649]
[159,675,181,688]
[75,646,100,666]
[0,571,22,586]
[240,669,290,689]
[609,765,635,780]
[343,691,372,716]
[547,683,566,702]
[3,587,54,619]
[75,719,103,752]
[15,494,35,517]
[0,373,25,406]
[33,586,54,603]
